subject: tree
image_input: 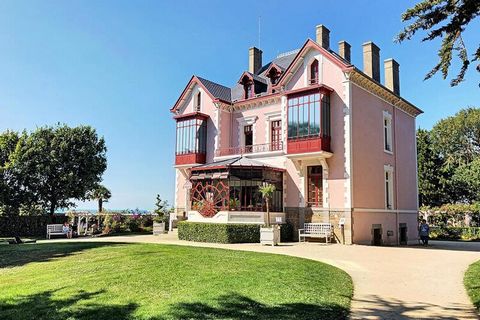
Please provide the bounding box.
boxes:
[417,108,480,205]
[259,184,275,227]
[453,158,480,202]
[153,194,170,223]
[430,108,480,167]
[0,131,26,214]
[88,184,111,213]
[396,0,480,86]
[416,129,450,206]
[11,124,107,215]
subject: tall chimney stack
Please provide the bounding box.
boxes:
[249,47,262,74]
[338,41,351,62]
[362,41,380,82]
[316,25,330,49]
[384,58,400,95]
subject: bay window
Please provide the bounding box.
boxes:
[288,91,330,139]
[175,118,206,155]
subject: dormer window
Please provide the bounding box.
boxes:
[194,91,201,112]
[265,64,283,91]
[309,60,319,84]
[244,83,253,99]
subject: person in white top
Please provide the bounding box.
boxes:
[62,222,72,239]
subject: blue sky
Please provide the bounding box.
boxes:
[0,0,478,210]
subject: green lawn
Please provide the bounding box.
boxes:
[0,242,353,320]
[465,260,480,311]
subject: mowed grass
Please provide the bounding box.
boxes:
[465,260,480,311]
[0,242,353,320]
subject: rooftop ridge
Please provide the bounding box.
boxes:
[276,49,300,58]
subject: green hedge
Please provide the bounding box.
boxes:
[430,227,480,241]
[0,215,67,237]
[178,222,260,243]
[178,222,294,244]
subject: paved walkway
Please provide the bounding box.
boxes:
[44,234,480,319]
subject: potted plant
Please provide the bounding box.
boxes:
[229,198,240,211]
[153,194,170,235]
[259,184,280,246]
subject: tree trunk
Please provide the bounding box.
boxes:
[266,198,270,227]
[49,202,55,218]
[98,199,103,213]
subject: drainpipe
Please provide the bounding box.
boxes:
[393,101,399,245]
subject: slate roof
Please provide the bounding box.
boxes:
[194,49,299,104]
[197,76,232,102]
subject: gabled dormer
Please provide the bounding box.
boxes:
[237,71,268,100]
[264,63,284,91]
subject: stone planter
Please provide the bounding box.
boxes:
[153,222,165,235]
[260,225,280,246]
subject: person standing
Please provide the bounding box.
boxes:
[419,219,430,246]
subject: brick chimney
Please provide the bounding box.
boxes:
[338,41,351,62]
[316,25,330,49]
[249,47,262,74]
[384,58,400,95]
[362,41,380,82]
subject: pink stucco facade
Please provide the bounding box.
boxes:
[170,26,422,245]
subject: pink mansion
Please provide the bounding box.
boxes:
[170,25,422,245]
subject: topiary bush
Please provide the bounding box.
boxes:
[280,222,294,242]
[178,222,260,243]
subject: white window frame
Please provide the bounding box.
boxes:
[383,111,393,154]
[194,90,202,112]
[384,165,394,210]
[237,116,258,148]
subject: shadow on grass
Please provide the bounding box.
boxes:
[350,294,478,320]
[0,242,125,269]
[164,293,349,320]
[0,289,137,320]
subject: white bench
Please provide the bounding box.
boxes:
[46,224,66,239]
[299,223,333,243]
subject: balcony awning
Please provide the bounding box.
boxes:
[190,156,285,172]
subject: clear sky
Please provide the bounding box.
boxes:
[0,0,478,210]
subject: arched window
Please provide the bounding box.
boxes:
[194,91,201,112]
[268,68,279,85]
[309,60,319,84]
[244,83,252,99]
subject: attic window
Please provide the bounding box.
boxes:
[194,91,201,112]
[244,83,253,99]
[309,60,319,84]
[267,67,280,85]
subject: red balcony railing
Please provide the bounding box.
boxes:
[215,142,284,157]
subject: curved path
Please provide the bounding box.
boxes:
[44,234,480,319]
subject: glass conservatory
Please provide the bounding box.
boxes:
[189,157,284,217]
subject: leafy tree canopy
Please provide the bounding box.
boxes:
[10,124,107,215]
[397,0,480,86]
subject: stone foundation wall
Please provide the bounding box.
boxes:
[285,207,353,244]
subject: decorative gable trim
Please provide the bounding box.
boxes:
[170,76,230,114]
[348,70,422,117]
[274,39,351,90]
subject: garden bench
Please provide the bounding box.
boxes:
[299,223,333,244]
[46,224,66,239]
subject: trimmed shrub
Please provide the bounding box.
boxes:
[0,215,67,237]
[178,222,260,243]
[280,222,293,242]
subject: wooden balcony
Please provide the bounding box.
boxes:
[287,136,331,154]
[215,142,284,157]
[175,152,206,165]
